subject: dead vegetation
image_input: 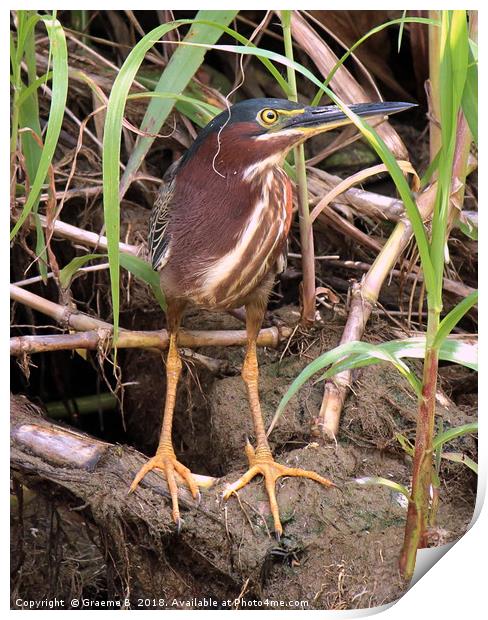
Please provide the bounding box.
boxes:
[11,10,477,609]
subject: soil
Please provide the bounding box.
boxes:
[10,306,477,610]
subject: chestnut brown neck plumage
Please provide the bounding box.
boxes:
[131,97,415,536]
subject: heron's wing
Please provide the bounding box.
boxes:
[276,238,288,275]
[148,160,179,270]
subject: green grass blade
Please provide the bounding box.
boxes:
[339,336,477,371]
[456,212,478,240]
[441,452,478,474]
[308,16,438,106]
[119,11,238,197]
[430,12,470,302]
[461,41,478,143]
[59,254,105,289]
[321,347,422,396]
[19,12,48,281]
[397,11,408,52]
[127,91,221,121]
[420,149,440,188]
[354,476,411,500]
[433,290,478,349]
[103,18,196,339]
[19,12,43,179]
[433,422,478,451]
[272,331,477,433]
[119,254,166,311]
[17,71,53,107]
[395,433,415,457]
[270,340,420,434]
[10,15,68,240]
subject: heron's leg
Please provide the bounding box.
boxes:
[223,301,334,537]
[129,301,200,528]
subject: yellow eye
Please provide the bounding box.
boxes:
[259,108,278,125]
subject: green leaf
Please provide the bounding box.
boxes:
[456,212,478,240]
[119,11,238,198]
[269,340,421,436]
[119,254,166,311]
[433,290,478,349]
[354,476,411,500]
[353,336,478,371]
[433,422,478,451]
[420,149,440,189]
[15,12,49,282]
[395,434,415,457]
[461,41,478,143]
[441,452,478,474]
[127,91,220,123]
[397,11,408,52]
[17,71,54,107]
[10,15,68,240]
[430,11,470,305]
[59,254,105,289]
[270,332,477,436]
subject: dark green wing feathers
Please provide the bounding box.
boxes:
[148,161,178,271]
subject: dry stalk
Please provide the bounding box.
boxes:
[10,284,291,354]
[316,108,473,440]
[10,327,288,356]
[15,210,139,256]
[322,259,475,299]
[313,183,438,440]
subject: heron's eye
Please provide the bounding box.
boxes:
[259,109,278,125]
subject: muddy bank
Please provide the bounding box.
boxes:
[11,309,477,609]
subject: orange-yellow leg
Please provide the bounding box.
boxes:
[129,331,200,529]
[224,306,334,537]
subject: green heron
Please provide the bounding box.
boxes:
[129,97,414,535]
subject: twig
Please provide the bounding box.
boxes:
[322,258,475,298]
[10,326,288,356]
[14,210,139,255]
[10,284,292,353]
[313,183,438,440]
[13,262,110,288]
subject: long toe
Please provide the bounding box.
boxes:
[129,453,201,528]
[224,453,334,537]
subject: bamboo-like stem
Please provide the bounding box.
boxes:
[281,10,316,326]
[14,210,139,256]
[11,283,111,331]
[400,309,439,577]
[10,284,291,353]
[399,12,476,580]
[11,326,288,356]
[321,258,475,298]
[314,184,437,439]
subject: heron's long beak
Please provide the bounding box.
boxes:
[282,101,416,136]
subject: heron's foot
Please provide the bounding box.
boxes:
[129,446,200,529]
[223,441,334,537]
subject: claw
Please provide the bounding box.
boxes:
[129,451,201,529]
[224,446,334,537]
[176,517,184,535]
